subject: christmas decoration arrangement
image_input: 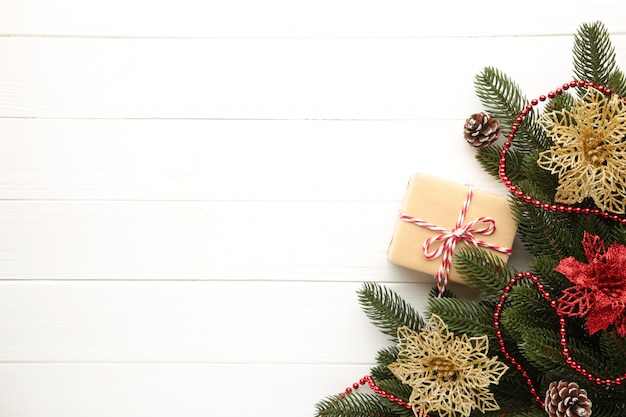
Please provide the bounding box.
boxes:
[315,21,626,417]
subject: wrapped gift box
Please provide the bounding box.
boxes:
[387,173,518,285]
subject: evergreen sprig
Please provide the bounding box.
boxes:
[357,282,423,340]
[573,21,619,88]
[474,67,548,151]
[315,393,396,417]
[454,246,515,299]
[427,297,494,338]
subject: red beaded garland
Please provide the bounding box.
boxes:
[495,272,626,408]
[338,375,430,415]
[498,80,626,224]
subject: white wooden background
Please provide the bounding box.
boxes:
[1,2,625,416]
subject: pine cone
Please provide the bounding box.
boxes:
[463,112,501,148]
[545,380,592,417]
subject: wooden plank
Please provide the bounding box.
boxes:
[0,363,370,417]
[0,119,506,201]
[0,35,598,119]
[0,281,436,363]
[0,201,530,281]
[1,0,625,38]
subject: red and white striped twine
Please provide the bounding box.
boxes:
[399,185,512,296]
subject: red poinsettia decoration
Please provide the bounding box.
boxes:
[555,232,626,336]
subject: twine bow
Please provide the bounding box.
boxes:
[399,185,512,296]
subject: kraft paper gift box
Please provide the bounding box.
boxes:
[387,173,518,285]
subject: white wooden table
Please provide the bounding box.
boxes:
[0,1,625,415]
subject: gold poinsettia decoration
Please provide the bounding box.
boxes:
[537,87,626,213]
[388,315,508,417]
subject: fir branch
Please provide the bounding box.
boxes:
[572,212,613,253]
[543,90,575,114]
[454,246,515,299]
[511,199,578,261]
[474,67,547,150]
[607,69,626,97]
[427,297,494,338]
[375,345,400,367]
[518,154,560,201]
[609,222,626,246]
[375,379,414,417]
[475,144,526,183]
[315,393,397,417]
[500,285,558,341]
[518,327,577,377]
[600,330,626,373]
[490,378,539,416]
[573,21,618,88]
[528,255,570,294]
[371,363,396,384]
[358,282,423,340]
[371,346,400,382]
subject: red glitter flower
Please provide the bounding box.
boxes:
[555,232,626,336]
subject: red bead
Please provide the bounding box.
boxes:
[531,99,538,105]
[556,87,563,95]
[548,91,555,98]
[539,95,546,101]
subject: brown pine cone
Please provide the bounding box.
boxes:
[463,112,501,148]
[545,380,592,417]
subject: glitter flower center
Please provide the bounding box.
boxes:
[427,356,458,381]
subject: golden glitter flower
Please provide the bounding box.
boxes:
[537,87,626,213]
[388,315,508,417]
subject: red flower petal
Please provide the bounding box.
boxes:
[556,287,592,317]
